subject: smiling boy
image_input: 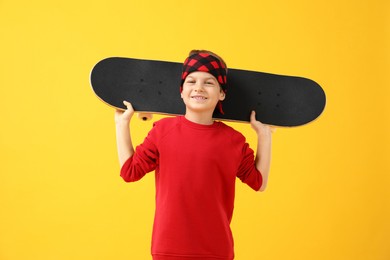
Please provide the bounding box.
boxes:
[180,71,225,125]
[115,50,272,260]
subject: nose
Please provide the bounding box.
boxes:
[194,82,205,92]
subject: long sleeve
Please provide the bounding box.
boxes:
[234,133,263,191]
[120,124,159,182]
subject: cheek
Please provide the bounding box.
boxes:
[180,89,189,100]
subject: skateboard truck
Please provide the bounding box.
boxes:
[138,113,153,121]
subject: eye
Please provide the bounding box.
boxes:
[185,79,195,84]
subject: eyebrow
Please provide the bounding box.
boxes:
[186,75,217,81]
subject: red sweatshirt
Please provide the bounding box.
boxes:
[121,116,262,259]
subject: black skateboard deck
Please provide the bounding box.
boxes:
[90,57,326,126]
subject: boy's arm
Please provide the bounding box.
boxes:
[250,111,273,192]
[115,101,135,167]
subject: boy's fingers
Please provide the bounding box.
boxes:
[251,110,264,124]
[250,110,256,121]
[123,101,133,110]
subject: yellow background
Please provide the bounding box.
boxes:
[1,0,389,259]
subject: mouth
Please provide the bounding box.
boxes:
[191,95,207,100]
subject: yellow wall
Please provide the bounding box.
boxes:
[1,0,389,259]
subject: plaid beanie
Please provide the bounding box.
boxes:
[180,52,227,114]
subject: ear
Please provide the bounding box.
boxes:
[219,91,226,101]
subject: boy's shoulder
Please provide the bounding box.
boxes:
[217,121,246,141]
[150,116,181,135]
[153,116,179,127]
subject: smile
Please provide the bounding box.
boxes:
[191,96,207,100]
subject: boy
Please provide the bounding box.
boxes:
[115,50,273,260]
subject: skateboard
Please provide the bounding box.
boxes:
[90,57,326,127]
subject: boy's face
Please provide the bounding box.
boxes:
[181,71,226,114]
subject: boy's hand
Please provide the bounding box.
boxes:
[115,101,135,125]
[250,111,275,137]
[115,101,135,167]
[251,110,273,191]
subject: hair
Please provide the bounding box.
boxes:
[188,50,228,73]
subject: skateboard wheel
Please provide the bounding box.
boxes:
[138,113,153,121]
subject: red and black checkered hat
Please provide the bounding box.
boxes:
[180,52,227,93]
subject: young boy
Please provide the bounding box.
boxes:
[115,50,273,260]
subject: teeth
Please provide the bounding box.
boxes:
[192,96,206,100]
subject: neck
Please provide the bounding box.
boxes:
[184,111,214,125]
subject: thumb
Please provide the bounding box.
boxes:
[250,110,256,122]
